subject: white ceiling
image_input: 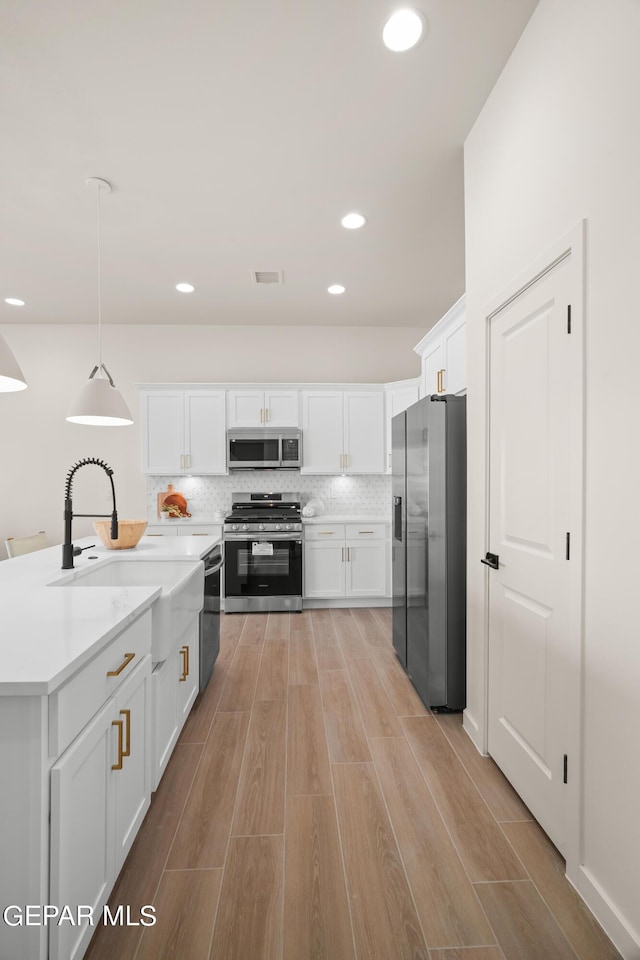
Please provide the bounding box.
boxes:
[0,0,538,329]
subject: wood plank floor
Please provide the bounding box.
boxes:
[84,608,621,960]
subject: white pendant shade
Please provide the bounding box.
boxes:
[0,333,28,392]
[66,375,133,426]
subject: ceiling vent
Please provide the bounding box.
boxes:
[252,270,284,285]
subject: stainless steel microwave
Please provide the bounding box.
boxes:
[227,428,302,470]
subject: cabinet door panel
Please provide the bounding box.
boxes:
[343,392,384,474]
[113,656,151,872]
[227,390,264,427]
[422,341,443,397]
[301,392,343,473]
[50,699,116,960]
[264,389,299,426]
[384,383,420,472]
[152,654,180,791]
[186,391,227,474]
[142,393,184,474]
[345,541,387,598]
[304,542,345,598]
[442,318,466,394]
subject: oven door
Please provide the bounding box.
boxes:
[228,435,281,469]
[224,535,302,612]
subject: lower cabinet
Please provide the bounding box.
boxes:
[152,619,199,790]
[49,653,152,960]
[304,524,389,600]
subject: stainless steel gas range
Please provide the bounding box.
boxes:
[223,492,302,613]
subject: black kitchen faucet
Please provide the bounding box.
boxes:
[62,457,118,569]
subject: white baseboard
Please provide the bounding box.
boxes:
[573,865,640,959]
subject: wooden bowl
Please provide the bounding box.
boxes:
[93,519,148,550]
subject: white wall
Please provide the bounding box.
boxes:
[464,0,640,954]
[0,323,422,556]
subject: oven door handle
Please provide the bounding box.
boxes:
[224,533,302,542]
[204,558,224,576]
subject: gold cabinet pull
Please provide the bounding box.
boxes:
[120,709,131,758]
[112,719,124,770]
[318,531,334,535]
[339,453,343,469]
[179,645,189,681]
[437,369,445,393]
[265,407,270,422]
[345,454,349,468]
[192,532,209,536]
[107,652,135,677]
[186,454,190,470]
[347,547,351,561]
[341,547,344,561]
[359,530,374,534]
[259,408,263,423]
[147,533,164,537]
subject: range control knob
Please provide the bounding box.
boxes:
[231,523,238,531]
[275,523,282,531]
[285,523,292,530]
[242,524,249,531]
[259,523,265,531]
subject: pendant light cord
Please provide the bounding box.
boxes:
[96,181,103,371]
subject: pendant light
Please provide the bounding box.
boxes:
[0,333,27,392]
[66,177,133,426]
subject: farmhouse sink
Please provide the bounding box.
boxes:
[52,559,204,662]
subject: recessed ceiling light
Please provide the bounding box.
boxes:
[383,9,425,51]
[328,284,346,295]
[5,298,25,306]
[175,282,195,293]
[341,212,367,230]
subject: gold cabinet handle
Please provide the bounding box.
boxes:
[192,532,209,536]
[341,547,344,561]
[265,407,269,422]
[318,531,334,535]
[339,454,343,469]
[112,719,124,770]
[186,454,190,470]
[437,369,445,393]
[359,530,374,534]
[259,408,263,423]
[179,645,189,681]
[344,453,349,469]
[120,709,131,758]
[347,547,351,561]
[147,533,164,537]
[107,652,135,677]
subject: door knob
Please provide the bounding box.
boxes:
[481,552,499,569]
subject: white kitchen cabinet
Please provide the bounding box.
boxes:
[49,650,151,960]
[414,294,466,397]
[227,388,299,427]
[301,390,385,474]
[140,389,226,475]
[384,379,421,472]
[152,619,199,790]
[304,523,389,599]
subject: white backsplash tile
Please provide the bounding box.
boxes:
[147,473,392,519]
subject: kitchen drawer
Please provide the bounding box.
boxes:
[145,525,179,537]
[304,524,346,541]
[345,523,387,539]
[49,609,152,758]
[183,524,223,537]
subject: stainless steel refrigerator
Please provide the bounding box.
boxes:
[392,394,466,710]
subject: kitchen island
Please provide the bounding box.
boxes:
[0,533,220,960]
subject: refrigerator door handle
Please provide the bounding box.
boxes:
[393,496,403,541]
[481,552,500,570]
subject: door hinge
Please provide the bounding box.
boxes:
[566,532,571,560]
[563,754,568,784]
[567,304,572,334]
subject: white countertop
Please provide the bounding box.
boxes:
[302,514,390,524]
[0,533,221,697]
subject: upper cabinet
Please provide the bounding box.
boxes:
[384,379,421,473]
[140,389,226,475]
[414,294,466,397]
[227,389,299,428]
[301,389,385,474]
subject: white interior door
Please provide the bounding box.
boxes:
[487,253,578,855]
